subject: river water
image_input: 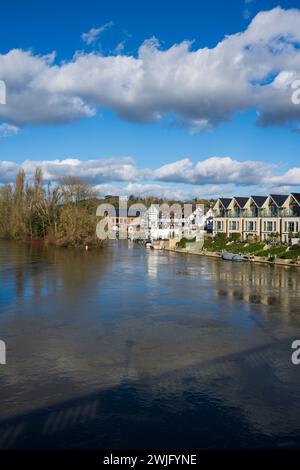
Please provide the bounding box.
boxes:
[1,239,300,449]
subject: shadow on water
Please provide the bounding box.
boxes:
[0,337,300,450]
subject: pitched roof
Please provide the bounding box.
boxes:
[219,198,232,208]
[234,197,248,208]
[291,193,300,205]
[251,195,268,208]
[270,194,288,207]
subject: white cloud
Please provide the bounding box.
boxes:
[81,22,114,45]
[264,167,300,186]
[0,155,271,187]
[0,49,95,126]
[0,155,300,199]
[154,157,274,185]
[93,182,228,200]
[0,122,19,137]
[1,8,300,130]
[0,160,19,182]
[19,156,148,183]
[94,182,187,200]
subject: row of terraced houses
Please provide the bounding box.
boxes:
[212,193,300,242]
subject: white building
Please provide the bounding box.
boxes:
[141,204,214,241]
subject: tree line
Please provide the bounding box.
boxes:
[0,168,214,247]
[0,168,103,248]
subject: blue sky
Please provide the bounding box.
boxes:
[1,0,300,199]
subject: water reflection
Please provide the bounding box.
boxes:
[1,240,300,449]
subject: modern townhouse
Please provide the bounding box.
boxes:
[212,196,248,239]
[281,193,300,243]
[212,198,232,235]
[259,194,287,241]
[212,193,300,242]
[227,197,248,238]
[243,196,267,240]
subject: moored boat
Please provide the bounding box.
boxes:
[222,252,244,262]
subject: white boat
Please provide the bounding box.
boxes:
[145,239,154,249]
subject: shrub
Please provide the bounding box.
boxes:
[289,244,300,251]
[215,232,227,240]
[176,237,196,248]
[230,233,241,241]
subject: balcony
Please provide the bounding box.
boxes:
[213,206,300,219]
[280,209,300,217]
[260,209,279,218]
[214,210,254,218]
[243,210,258,218]
[229,211,242,218]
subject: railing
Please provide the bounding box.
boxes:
[213,209,300,218]
[213,211,251,218]
[280,209,300,217]
[243,210,258,218]
[260,210,279,217]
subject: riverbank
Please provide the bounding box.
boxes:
[0,236,104,250]
[159,245,300,268]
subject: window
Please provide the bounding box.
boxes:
[286,221,299,233]
[264,221,275,232]
[229,221,239,231]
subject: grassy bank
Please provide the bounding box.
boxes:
[203,235,300,260]
[176,234,300,260]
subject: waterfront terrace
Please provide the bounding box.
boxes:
[212,193,300,242]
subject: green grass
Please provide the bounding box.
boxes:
[242,243,265,253]
[182,235,300,260]
[176,237,196,248]
[203,238,227,251]
[254,246,287,257]
[280,246,300,259]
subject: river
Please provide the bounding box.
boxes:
[1,239,300,449]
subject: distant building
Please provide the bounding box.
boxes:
[107,208,141,238]
[141,204,213,241]
[106,202,214,240]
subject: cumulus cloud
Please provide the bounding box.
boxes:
[0,155,274,186]
[0,50,95,126]
[81,22,114,45]
[19,156,148,183]
[93,182,227,200]
[94,183,189,200]
[264,167,300,186]
[1,8,300,130]
[154,157,274,185]
[0,155,300,199]
[0,122,19,137]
